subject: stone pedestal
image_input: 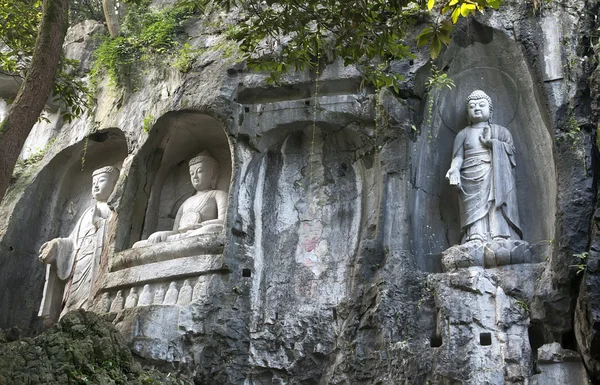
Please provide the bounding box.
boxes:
[442,240,550,272]
[94,233,228,364]
[428,265,544,384]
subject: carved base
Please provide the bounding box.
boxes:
[111,233,225,271]
[442,239,543,272]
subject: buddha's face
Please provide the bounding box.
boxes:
[467,98,491,124]
[92,172,117,202]
[190,162,214,191]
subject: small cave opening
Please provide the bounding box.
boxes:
[242,268,252,278]
[480,332,492,346]
[561,330,577,351]
[430,334,443,348]
[88,132,110,142]
[528,321,546,354]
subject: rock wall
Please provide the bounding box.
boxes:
[0,310,193,385]
[0,0,599,384]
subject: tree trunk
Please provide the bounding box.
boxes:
[103,0,120,37]
[0,0,69,204]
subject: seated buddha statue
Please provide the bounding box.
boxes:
[133,151,227,247]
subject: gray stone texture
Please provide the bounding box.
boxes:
[0,310,193,385]
[0,0,599,384]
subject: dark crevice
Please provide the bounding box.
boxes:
[561,330,577,351]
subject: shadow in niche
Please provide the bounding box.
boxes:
[528,320,546,357]
[453,18,494,47]
[0,128,127,330]
[120,111,232,250]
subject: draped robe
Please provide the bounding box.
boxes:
[38,204,110,322]
[451,124,522,242]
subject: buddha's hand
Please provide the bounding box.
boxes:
[479,126,492,148]
[446,167,461,187]
[178,223,203,232]
[147,231,172,244]
[39,239,59,264]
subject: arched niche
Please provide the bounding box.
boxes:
[243,122,375,324]
[126,111,232,245]
[0,128,127,329]
[54,131,128,237]
[409,20,556,270]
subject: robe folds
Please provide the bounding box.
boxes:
[452,124,522,241]
[38,205,109,322]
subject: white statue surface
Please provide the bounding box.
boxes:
[446,90,522,244]
[442,90,530,270]
[38,166,119,321]
[133,151,227,248]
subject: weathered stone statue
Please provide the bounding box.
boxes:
[134,151,227,247]
[446,90,522,244]
[442,90,530,270]
[38,166,119,321]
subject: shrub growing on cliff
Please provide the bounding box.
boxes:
[90,0,206,90]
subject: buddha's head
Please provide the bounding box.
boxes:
[466,90,493,124]
[92,166,119,202]
[189,151,219,191]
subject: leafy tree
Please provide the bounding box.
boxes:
[0,0,70,203]
[90,0,503,93]
[0,0,88,124]
[215,0,502,88]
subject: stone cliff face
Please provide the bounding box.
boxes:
[0,310,194,385]
[1,0,600,384]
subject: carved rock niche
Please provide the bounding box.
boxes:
[140,115,231,242]
[0,128,127,329]
[409,21,556,272]
[100,112,231,333]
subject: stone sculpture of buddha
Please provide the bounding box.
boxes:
[134,151,227,247]
[38,166,119,322]
[446,90,522,244]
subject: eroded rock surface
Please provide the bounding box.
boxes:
[0,0,599,384]
[0,310,192,385]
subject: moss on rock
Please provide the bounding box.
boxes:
[0,310,191,385]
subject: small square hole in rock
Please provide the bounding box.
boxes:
[244,107,250,113]
[242,268,251,277]
[480,332,492,346]
[430,335,443,348]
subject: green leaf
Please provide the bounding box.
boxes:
[427,0,435,10]
[430,35,442,59]
[460,3,474,17]
[451,6,461,23]
[488,0,501,8]
[416,27,434,47]
[440,19,454,34]
[437,30,451,45]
